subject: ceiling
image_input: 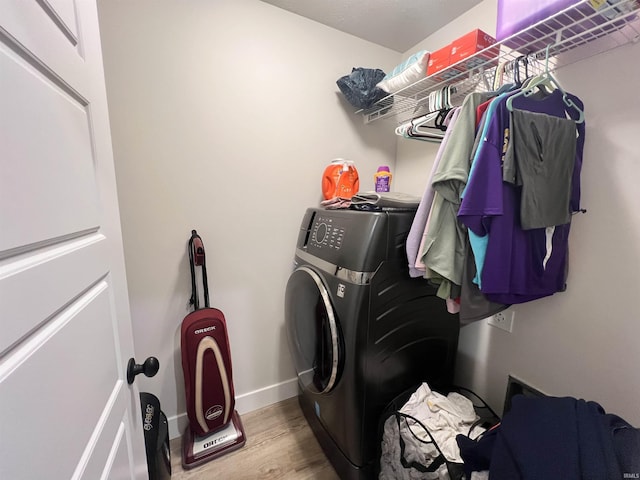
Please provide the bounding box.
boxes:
[260,0,483,52]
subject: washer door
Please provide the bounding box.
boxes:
[285,266,344,394]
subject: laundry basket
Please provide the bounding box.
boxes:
[377,384,500,480]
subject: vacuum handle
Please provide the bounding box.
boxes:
[192,236,205,266]
[189,229,210,310]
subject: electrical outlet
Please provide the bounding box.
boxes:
[488,310,515,333]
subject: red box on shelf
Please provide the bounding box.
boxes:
[426,45,452,77]
[450,29,500,70]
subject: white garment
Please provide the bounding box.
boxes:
[470,471,489,480]
[379,383,484,480]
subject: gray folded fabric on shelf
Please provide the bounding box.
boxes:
[320,197,352,210]
[350,192,421,209]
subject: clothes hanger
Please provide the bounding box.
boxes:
[409,117,445,140]
[520,55,529,83]
[506,45,585,123]
[492,61,507,91]
[446,85,456,108]
[520,54,544,90]
[433,108,451,131]
[428,91,440,113]
[412,120,446,136]
[519,52,553,91]
[412,110,439,126]
[406,130,443,142]
[429,87,447,112]
[511,55,529,88]
[414,107,450,133]
[404,123,444,142]
[487,59,516,95]
[395,110,437,136]
[394,111,444,141]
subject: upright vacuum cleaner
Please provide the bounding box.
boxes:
[181,230,246,469]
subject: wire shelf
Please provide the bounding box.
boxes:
[357,0,640,124]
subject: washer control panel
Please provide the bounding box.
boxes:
[310,215,345,250]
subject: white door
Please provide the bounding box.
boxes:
[0,1,148,479]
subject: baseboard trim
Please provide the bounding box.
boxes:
[167,377,299,440]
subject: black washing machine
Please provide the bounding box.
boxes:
[285,208,460,480]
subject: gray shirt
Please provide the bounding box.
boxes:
[504,109,576,229]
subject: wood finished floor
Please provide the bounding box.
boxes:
[170,397,340,479]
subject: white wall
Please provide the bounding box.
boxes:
[397,0,640,425]
[97,0,400,438]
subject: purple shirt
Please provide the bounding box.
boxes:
[458,89,585,303]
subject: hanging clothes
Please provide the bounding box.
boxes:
[458,236,510,325]
[458,88,585,304]
[418,91,493,299]
[406,107,461,278]
[407,76,585,318]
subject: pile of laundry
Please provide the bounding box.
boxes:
[379,382,640,480]
[379,383,488,480]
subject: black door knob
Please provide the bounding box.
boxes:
[127,356,159,384]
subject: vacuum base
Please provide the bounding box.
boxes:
[181,410,246,469]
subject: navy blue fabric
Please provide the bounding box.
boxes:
[575,400,621,480]
[456,427,498,478]
[609,415,640,479]
[455,395,639,479]
[336,68,389,109]
[490,396,638,479]
[490,396,581,479]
